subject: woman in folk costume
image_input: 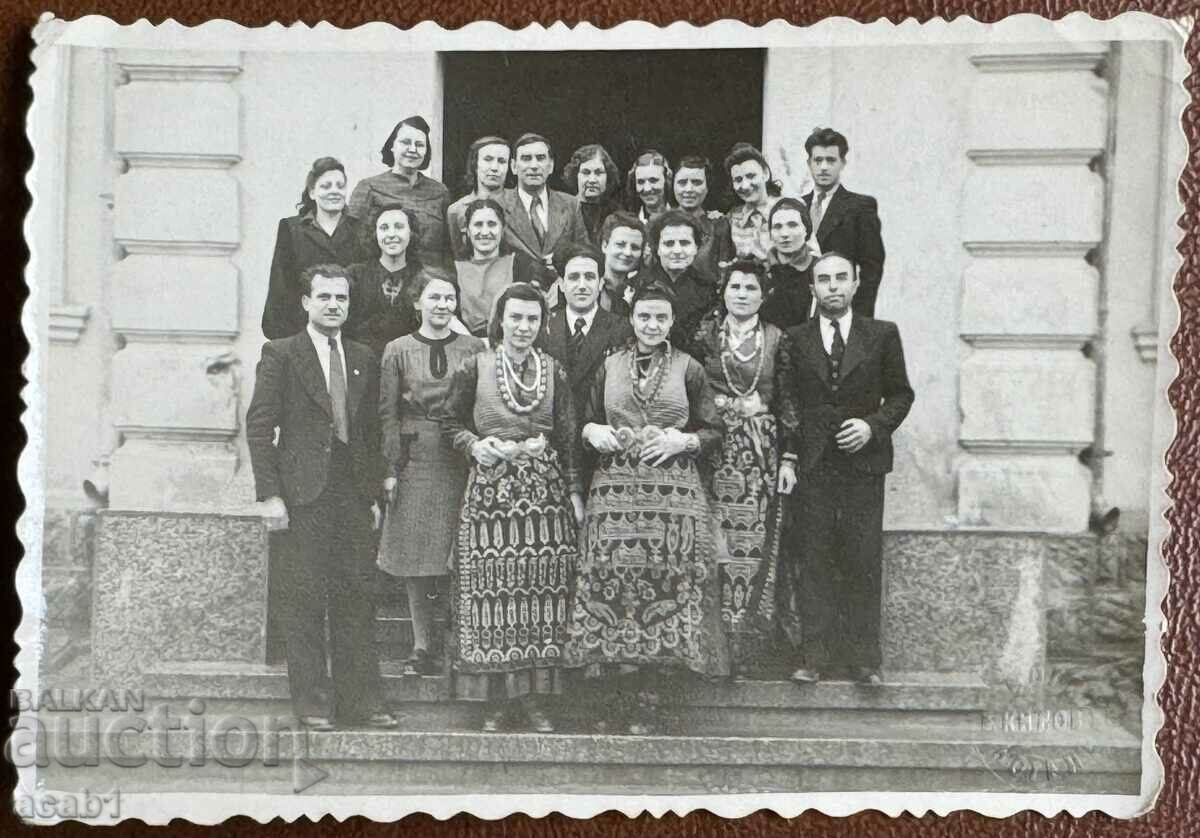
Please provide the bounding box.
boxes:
[378,273,485,676]
[690,258,800,675]
[565,283,730,735]
[435,282,584,733]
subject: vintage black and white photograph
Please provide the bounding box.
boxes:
[13,12,1182,824]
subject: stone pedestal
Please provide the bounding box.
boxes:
[882,531,1046,700]
[91,511,268,686]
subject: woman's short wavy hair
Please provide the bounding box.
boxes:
[625,149,674,212]
[364,202,422,260]
[487,280,549,347]
[459,135,512,194]
[722,142,782,201]
[562,144,620,199]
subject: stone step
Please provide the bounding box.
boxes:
[131,664,996,736]
[36,718,1141,796]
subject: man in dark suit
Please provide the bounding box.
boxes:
[540,242,632,409]
[246,263,397,731]
[778,251,914,686]
[803,128,885,317]
[498,133,590,290]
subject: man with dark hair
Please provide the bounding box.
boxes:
[777,251,914,687]
[246,263,397,731]
[803,128,886,317]
[541,241,631,427]
[497,133,589,289]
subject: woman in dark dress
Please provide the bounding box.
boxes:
[672,154,730,284]
[345,203,424,356]
[379,273,486,675]
[436,283,584,733]
[565,284,730,734]
[262,157,367,339]
[640,209,719,357]
[563,143,622,247]
[763,197,818,329]
[690,259,799,674]
[348,115,453,272]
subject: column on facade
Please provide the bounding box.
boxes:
[108,50,243,512]
[957,44,1110,533]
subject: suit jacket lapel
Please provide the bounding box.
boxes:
[575,310,615,378]
[839,317,870,381]
[817,188,849,240]
[345,341,367,422]
[545,191,568,250]
[298,220,339,259]
[503,190,541,256]
[803,321,832,386]
[294,334,333,417]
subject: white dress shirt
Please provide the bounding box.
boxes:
[819,310,853,355]
[516,186,550,233]
[306,322,348,390]
[564,304,599,336]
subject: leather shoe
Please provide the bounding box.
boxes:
[852,668,883,686]
[365,711,399,729]
[298,715,334,732]
[481,709,505,733]
[526,709,555,733]
[789,667,820,684]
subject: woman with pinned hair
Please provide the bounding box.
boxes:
[690,258,800,675]
[625,149,674,227]
[348,114,453,271]
[763,196,819,329]
[262,156,367,339]
[435,282,584,733]
[453,198,542,338]
[563,143,622,247]
[447,136,512,260]
[720,142,784,263]
[344,202,426,357]
[672,153,729,283]
[565,283,730,735]
[378,273,486,675]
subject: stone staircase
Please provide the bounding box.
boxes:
[37,664,1141,796]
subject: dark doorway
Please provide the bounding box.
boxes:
[441,50,765,212]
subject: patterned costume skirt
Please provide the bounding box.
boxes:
[710,411,784,668]
[564,452,731,677]
[451,447,577,701]
[378,417,465,578]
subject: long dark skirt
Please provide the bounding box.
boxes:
[450,448,577,701]
[564,452,730,677]
[710,412,784,666]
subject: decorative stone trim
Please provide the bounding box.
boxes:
[959,439,1092,456]
[969,52,1108,74]
[117,239,239,257]
[49,304,91,343]
[118,63,242,84]
[1131,325,1158,364]
[960,333,1094,350]
[963,241,1097,259]
[120,152,242,170]
[966,148,1103,167]
[118,330,239,343]
[114,426,239,441]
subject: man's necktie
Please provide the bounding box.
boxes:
[811,190,827,235]
[328,336,349,444]
[829,318,845,382]
[530,193,547,248]
[570,316,587,362]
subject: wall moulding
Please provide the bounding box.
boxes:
[113,426,240,442]
[119,152,241,170]
[117,240,239,257]
[958,439,1092,457]
[116,330,239,344]
[966,148,1103,167]
[1131,325,1159,364]
[969,52,1108,74]
[49,304,91,344]
[962,241,1097,259]
[117,64,242,84]
[960,333,1094,351]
